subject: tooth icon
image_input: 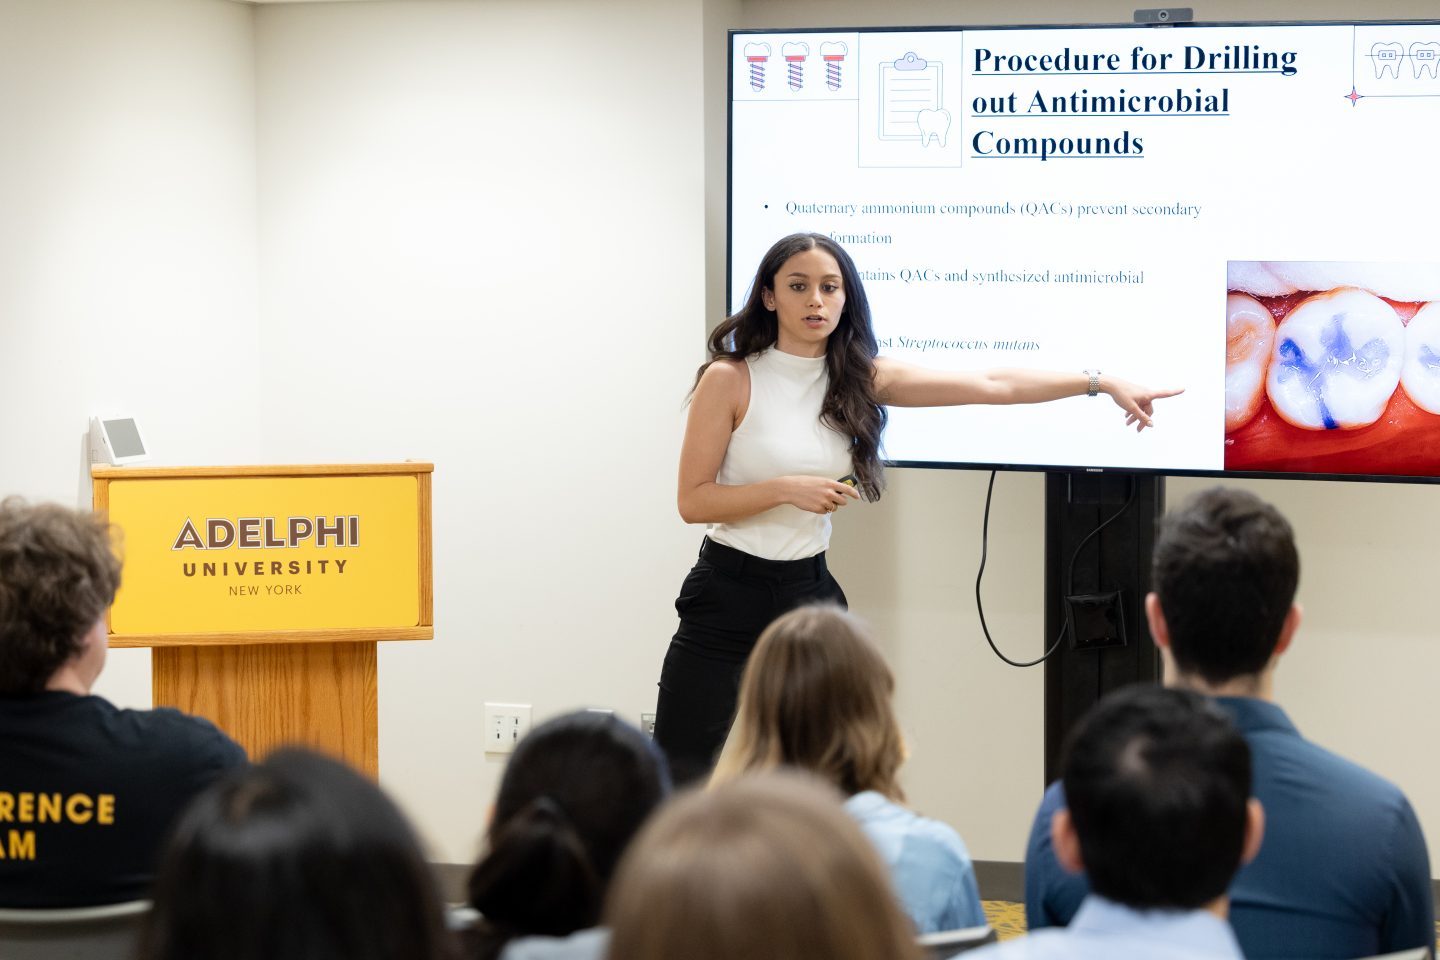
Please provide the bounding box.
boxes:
[1410,42,1440,79]
[1226,293,1275,432]
[916,108,951,147]
[744,42,771,92]
[820,41,848,91]
[1266,288,1404,430]
[782,42,809,91]
[1372,42,1403,79]
[1401,304,1440,413]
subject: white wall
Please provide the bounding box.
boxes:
[253,0,708,863]
[0,0,260,709]
[6,0,1440,878]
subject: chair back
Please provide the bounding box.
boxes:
[0,899,151,960]
[917,924,998,959]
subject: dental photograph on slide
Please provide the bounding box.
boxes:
[1225,261,1440,478]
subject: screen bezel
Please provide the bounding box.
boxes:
[726,18,1440,486]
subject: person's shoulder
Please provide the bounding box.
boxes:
[909,805,969,848]
[116,705,247,766]
[1256,722,1419,840]
[500,928,609,960]
[877,798,973,868]
[699,357,750,386]
[1269,727,1410,805]
[693,358,752,411]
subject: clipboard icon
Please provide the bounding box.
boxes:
[879,52,943,141]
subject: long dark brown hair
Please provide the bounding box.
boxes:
[698,233,887,500]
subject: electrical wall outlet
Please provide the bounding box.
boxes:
[483,702,532,754]
[640,713,657,738]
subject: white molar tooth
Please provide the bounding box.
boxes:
[1410,42,1440,79]
[1401,303,1440,414]
[1266,288,1405,430]
[916,108,951,147]
[1225,293,1275,432]
[1372,42,1404,79]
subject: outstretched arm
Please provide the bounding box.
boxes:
[873,357,1183,431]
[677,361,858,524]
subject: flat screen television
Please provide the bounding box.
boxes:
[728,20,1440,481]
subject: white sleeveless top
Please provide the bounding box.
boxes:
[708,349,854,561]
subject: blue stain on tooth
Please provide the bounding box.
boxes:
[1319,314,1389,379]
[1276,338,1336,429]
[1276,314,1391,431]
[1421,346,1440,371]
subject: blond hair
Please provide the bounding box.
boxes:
[605,772,920,960]
[711,604,905,801]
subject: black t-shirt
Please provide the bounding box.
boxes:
[0,692,247,907]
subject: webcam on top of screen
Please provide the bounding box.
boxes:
[1134,8,1194,24]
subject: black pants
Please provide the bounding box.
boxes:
[653,537,847,786]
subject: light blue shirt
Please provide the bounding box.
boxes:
[844,790,984,934]
[971,895,1244,960]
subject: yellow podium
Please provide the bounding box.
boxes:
[91,463,434,776]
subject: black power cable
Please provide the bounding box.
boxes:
[975,471,1137,668]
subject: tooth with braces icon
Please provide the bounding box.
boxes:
[782,42,809,91]
[1372,42,1403,79]
[1410,42,1440,79]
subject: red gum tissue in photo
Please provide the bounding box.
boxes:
[1225,293,1438,476]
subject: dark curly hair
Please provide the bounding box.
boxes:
[0,498,121,695]
[698,233,888,501]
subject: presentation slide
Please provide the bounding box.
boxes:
[730,23,1440,479]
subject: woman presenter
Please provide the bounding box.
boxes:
[652,232,1180,783]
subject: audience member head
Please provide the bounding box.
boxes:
[712,604,905,800]
[1149,487,1300,688]
[139,748,453,960]
[466,711,670,954]
[607,772,920,960]
[1057,684,1262,912]
[0,497,121,696]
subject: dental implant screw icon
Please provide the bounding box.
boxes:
[744,42,771,92]
[783,42,809,91]
[820,41,848,91]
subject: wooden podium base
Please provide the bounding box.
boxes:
[153,642,379,776]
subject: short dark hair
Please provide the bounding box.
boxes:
[466,711,670,958]
[0,498,121,695]
[1152,487,1299,685]
[139,749,454,960]
[1061,684,1251,910]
